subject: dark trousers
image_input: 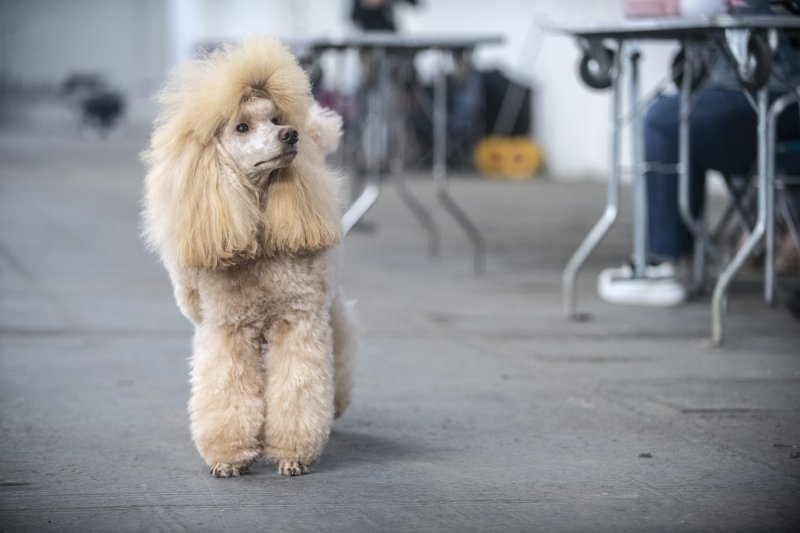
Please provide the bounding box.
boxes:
[644,89,799,261]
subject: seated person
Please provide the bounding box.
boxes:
[599,0,800,306]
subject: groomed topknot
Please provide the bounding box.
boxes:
[152,36,313,148]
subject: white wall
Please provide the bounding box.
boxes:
[0,0,168,121]
[167,0,350,64]
[0,0,681,180]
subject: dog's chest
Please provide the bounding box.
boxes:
[200,254,330,326]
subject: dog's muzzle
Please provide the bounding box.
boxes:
[280,127,299,146]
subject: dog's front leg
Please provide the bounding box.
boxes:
[263,316,334,476]
[189,324,264,477]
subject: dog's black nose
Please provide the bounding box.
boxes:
[279,127,299,145]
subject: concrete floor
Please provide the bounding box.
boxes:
[1,129,799,532]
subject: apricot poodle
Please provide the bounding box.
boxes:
[142,36,354,477]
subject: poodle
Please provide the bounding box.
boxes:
[142,36,354,477]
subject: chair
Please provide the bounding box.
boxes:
[712,119,800,303]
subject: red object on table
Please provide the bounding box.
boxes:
[623,0,681,17]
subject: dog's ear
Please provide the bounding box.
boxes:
[262,147,341,255]
[143,136,262,269]
[305,103,343,156]
[258,104,343,254]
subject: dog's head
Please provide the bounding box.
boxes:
[142,36,342,270]
[218,95,300,188]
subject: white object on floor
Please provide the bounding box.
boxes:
[597,262,687,307]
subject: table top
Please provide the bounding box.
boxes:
[558,14,800,40]
[296,33,504,51]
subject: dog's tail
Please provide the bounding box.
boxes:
[306,103,342,156]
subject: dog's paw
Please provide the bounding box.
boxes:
[278,460,311,477]
[209,461,251,478]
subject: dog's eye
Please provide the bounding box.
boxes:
[235,123,249,133]
[271,117,279,125]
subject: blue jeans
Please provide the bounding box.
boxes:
[644,89,799,261]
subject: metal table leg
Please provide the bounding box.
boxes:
[629,42,649,278]
[677,47,723,295]
[392,174,442,259]
[341,47,387,235]
[765,102,777,305]
[432,48,486,275]
[390,51,441,259]
[764,92,799,304]
[712,88,769,345]
[342,174,380,235]
[563,43,622,318]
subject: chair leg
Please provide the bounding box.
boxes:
[713,174,756,266]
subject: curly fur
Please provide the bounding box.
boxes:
[141,36,354,477]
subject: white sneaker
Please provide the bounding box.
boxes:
[597,262,686,307]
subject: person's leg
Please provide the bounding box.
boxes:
[691,89,758,175]
[598,94,688,306]
[645,89,760,260]
[644,93,695,262]
[599,89,757,306]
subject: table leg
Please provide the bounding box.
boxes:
[392,174,442,259]
[629,42,648,278]
[764,92,798,304]
[563,43,622,319]
[765,109,777,306]
[677,47,724,294]
[341,175,380,235]
[390,51,441,259]
[712,88,769,345]
[341,47,387,235]
[432,48,486,275]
